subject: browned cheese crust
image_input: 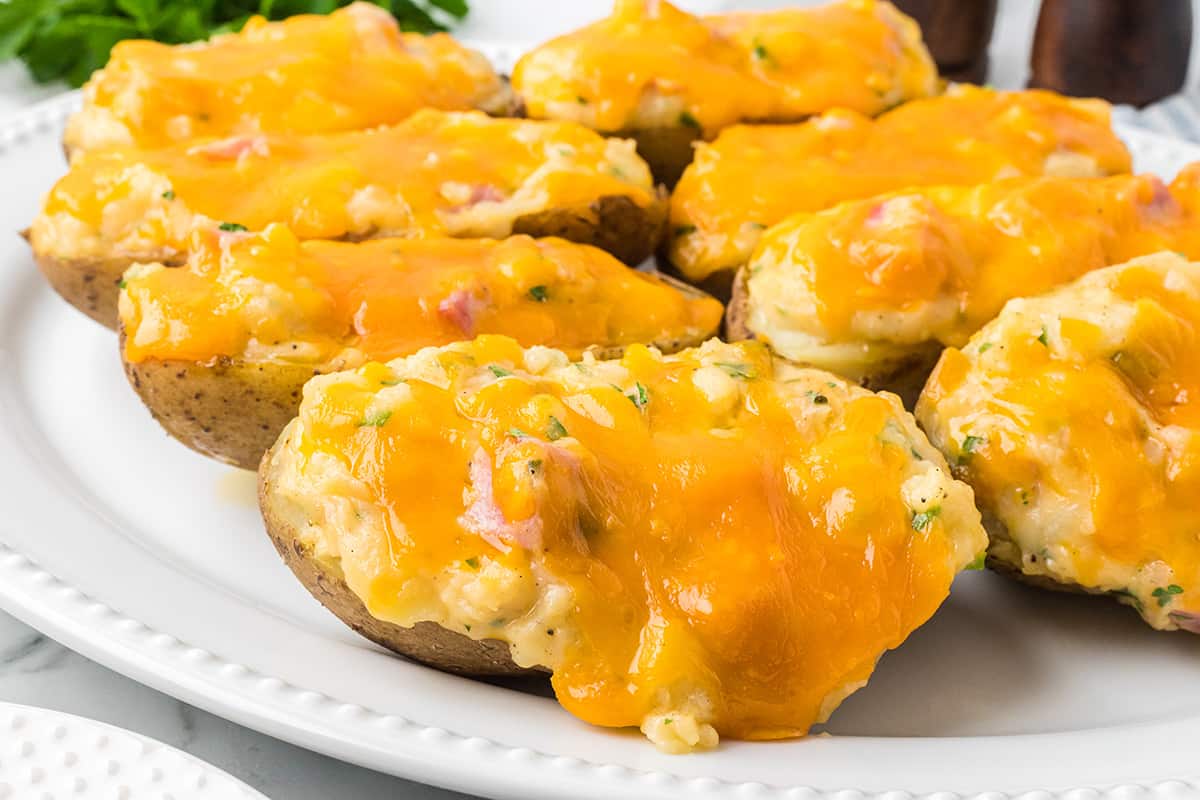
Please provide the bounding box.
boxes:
[258,437,534,676]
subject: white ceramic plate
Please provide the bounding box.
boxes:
[2,92,1200,800]
[0,701,268,799]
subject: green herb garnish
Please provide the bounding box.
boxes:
[488,364,512,378]
[679,110,701,130]
[465,557,480,570]
[805,390,828,405]
[673,224,697,238]
[357,410,392,428]
[528,459,543,475]
[1153,584,1184,607]
[0,0,471,88]
[978,342,993,354]
[218,222,247,232]
[627,382,649,409]
[117,277,127,289]
[546,415,568,441]
[715,362,756,380]
[965,552,987,571]
[528,285,549,303]
[958,435,986,465]
[911,506,941,532]
[161,190,175,201]
[1037,327,1049,347]
[507,427,530,439]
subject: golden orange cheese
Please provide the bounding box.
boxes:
[273,336,985,748]
[36,109,657,264]
[120,226,723,366]
[512,0,937,136]
[63,3,512,154]
[671,86,1133,283]
[742,167,1200,380]
[917,254,1199,633]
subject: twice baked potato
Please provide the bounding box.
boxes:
[512,0,937,185]
[727,168,1200,401]
[670,85,1132,293]
[120,226,722,470]
[259,335,987,751]
[32,109,666,328]
[917,253,1200,634]
[63,2,515,158]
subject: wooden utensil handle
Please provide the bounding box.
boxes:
[893,0,998,83]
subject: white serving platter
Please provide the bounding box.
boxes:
[0,91,1198,800]
[0,701,268,799]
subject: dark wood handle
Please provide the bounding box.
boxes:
[893,0,997,82]
[1030,0,1192,107]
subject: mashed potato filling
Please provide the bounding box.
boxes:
[744,168,1200,382]
[35,110,656,264]
[513,0,936,137]
[118,226,723,366]
[63,2,512,154]
[669,85,1131,283]
[917,254,1200,632]
[269,336,986,750]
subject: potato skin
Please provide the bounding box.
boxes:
[258,441,534,676]
[618,126,702,188]
[121,272,717,470]
[725,266,939,407]
[33,192,669,331]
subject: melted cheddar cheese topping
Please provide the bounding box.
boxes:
[917,254,1200,633]
[512,0,936,136]
[744,169,1200,382]
[35,110,656,264]
[671,86,1132,283]
[267,336,987,750]
[120,226,722,367]
[63,3,512,154]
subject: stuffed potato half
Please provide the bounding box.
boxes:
[727,168,1200,400]
[63,2,515,157]
[119,226,722,470]
[32,110,666,328]
[917,253,1200,633]
[669,85,1132,291]
[512,0,937,184]
[259,335,987,752]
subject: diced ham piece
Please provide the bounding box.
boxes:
[468,184,505,205]
[1143,177,1181,221]
[188,135,271,161]
[438,289,481,335]
[459,447,543,554]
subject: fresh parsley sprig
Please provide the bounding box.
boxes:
[0,0,470,87]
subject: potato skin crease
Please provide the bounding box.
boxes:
[258,440,536,676]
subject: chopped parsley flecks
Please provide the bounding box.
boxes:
[576,95,589,105]
[117,277,127,290]
[715,361,756,380]
[546,416,569,441]
[508,427,531,439]
[528,285,549,303]
[958,435,986,465]
[627,382,649,409]
[965,552,987,571]
[1019,489,1030,506]
[528,459,543,475]
[663,718,673,726]
[978,342,994,354]
[218,221,248,233]
[380,378,403,386]
[805,390,829,405]
[911,506,941,532]
[1037,327,1050,347]
[357,410,393,428]
[465,557,480,570]
[488,364,513,378]
[679,110,701,130]
[752,40,769,61]
[161,190,175,201]
[673,224,697,238]
[1153,584,1184,607]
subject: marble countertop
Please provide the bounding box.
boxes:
[1,2,1197,798]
